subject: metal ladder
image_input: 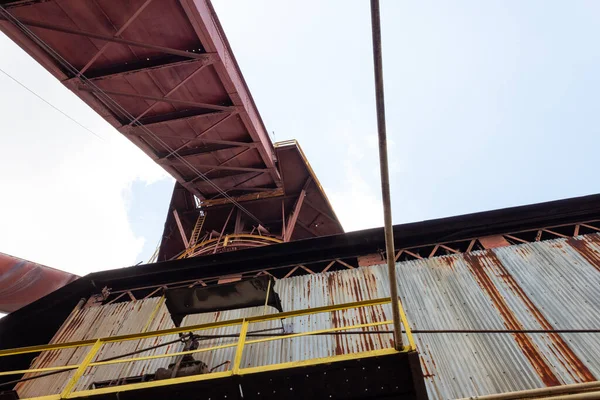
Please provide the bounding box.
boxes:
[188,212,206,248]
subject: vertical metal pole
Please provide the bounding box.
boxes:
[370,0,403,350]
[263,278,272,315]
[233,320,249,374]
[60,339,103,398]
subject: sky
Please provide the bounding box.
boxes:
[1,0,600,280]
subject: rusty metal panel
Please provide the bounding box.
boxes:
[396,234,600,399]
[238,267,398,369]
[74,297,178,391]
[494,237,600,379]
[16,233,600,399]
[395,256,545,399]
[0,252,78,313]
[16,297,177,397]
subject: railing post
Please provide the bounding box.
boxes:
[60,339,103,398]
[397,300,416,351]
[232,320,249,375]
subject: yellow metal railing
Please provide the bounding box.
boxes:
[0,297,415,400]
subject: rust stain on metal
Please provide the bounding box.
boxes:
[364,269,387,349]
[486,250,596,382]
[437,256,456,270]
[327,273,344,356]
[463,252,562,386]
[567,235,600,275]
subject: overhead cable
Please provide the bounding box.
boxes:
[0,66,104,140]
[0,6,263,225]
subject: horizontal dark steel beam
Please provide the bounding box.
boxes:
[210,186,278,192]
[78,86,233,112]
[85,193,600,292]
[135,109,225,126]
[1,0,47,8]
[125,128,257,149]
[7,18,209,60]
[156,144,248,158]
[158,160,267,173]
[198,194,296,211]
[65,54,215,83]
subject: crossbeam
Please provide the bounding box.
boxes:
[157,143,253,159]
[158,161,267,173]
[157,112,239,159]
[195,148,253,178]
[129,59,215,125]
[122,109,225,127]
[8,18,209,60]
[200,188,284,208]
[212,186,278,192]
[77,86,232,112]
[71,55,215,83]
[79,0,156,75]
[284,177,312,242]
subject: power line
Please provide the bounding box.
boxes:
[0,66,104,140]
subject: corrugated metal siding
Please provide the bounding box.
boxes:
[16,233,600,399]
[17,297,178,397]
[396,234,600,399]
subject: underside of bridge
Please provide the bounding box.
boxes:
[0,0,344,268]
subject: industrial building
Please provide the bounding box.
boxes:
[1,0,600,399]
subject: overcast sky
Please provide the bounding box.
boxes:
[1,0,600,278]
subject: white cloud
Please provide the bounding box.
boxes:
[0,33,168,276]
[325,122,385,232]
[328,159,384,232]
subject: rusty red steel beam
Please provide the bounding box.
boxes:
[77,86,233,112]
[79,0,156,75]
[201,148,253,177]
[128,58,216,126]
[172,209,189,248]
[284,177,312,242]
[303,198,342,228]
[194,171,276,199]
[5,18,211,60]
[335,259,355,269]
[159,161,267,173]
[281,199,286,239]
[68,56,215,83]
[187,171,268,190]
[121,108,223,127]
[128,135,256,151]
[178,0,280,185]
[321,260,336,273]
[157,112,239,159]
[503,234,529,244]
[202,186,276,193]
[0,252,78,313]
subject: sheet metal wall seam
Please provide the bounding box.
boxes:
[480,247,594,383]
[16,305,103,397]
[393,256,544,399]
[494,237,600,379]
[16,233,600,400]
